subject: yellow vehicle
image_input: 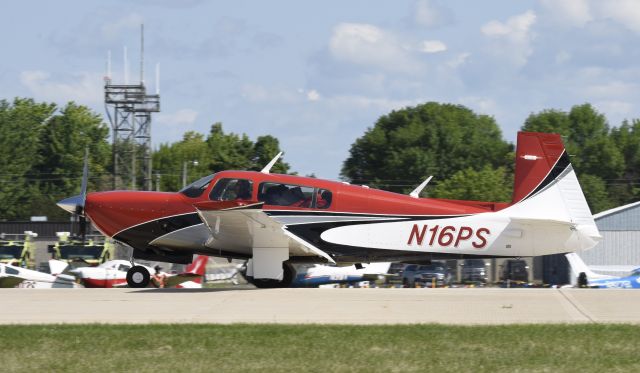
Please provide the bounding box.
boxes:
[0,231,37,269]
[47,232,115,268]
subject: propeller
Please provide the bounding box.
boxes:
[57,148,90,242]
[77,148,89,242]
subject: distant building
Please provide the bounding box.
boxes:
[579,201,640,277]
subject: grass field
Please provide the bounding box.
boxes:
[2,324,639,372]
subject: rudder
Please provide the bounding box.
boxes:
[511,132,566,204]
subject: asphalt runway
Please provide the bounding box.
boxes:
[0,288,638,325]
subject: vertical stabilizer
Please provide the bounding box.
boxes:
[565,253,614,281]
[511,132,565,204]
[504,132,601,254]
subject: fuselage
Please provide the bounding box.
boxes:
[589,273,640,289]
[70,260,153,288]
[83,170,511,264]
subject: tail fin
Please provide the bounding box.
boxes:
[174,255,208,288]
[565,253,614,281]
[512,132,566,204]
[505,132,601,253]
[48,259,69,276]
[185,255,208,276]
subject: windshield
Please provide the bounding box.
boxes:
[59,246,103,260]
[0,246,22,259]
[180,174,215,198]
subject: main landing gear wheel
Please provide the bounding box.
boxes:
[126,266,150,288]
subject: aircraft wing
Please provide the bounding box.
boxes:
[194,201,334,263]
[0,276,26,288]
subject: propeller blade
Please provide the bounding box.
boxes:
[80,147,89,208]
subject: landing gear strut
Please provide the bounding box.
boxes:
[126,266,150,288]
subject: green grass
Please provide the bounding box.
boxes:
[2,324,639,373]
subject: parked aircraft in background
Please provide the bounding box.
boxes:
[287,262,391,287]
[565,253,640,289]
[58,132,601,288]
[69,255,208,288]
[0,260,82,288]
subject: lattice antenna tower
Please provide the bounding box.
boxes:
[104,24,160,190]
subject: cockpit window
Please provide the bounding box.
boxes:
[180,174,215,198]
[209,178,254,201]
[316,189,332,209]
[5,266,19,275]
[118,264,131,272]
[258,182,314,207]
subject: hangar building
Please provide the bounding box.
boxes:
[579,201,640,277]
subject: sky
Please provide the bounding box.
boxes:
[2,0,640,179]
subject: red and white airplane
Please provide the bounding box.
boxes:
[69,255,208,288]
[0,260,82,288]
[58,132,601,288]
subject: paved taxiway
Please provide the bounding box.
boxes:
[0,288,638,324]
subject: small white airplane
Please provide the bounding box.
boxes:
[565,253,640,289]
[288,262,392,287]
[69,255,208,288]
[0,260,82,288]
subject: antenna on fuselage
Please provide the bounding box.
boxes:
[260,152,283,174]
[409,176,433,198]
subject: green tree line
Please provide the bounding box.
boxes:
[342,102,640,213]
[1,97,637,221]
[0,98,288,221]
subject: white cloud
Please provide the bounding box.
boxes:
[539,0,592,27]
[20,70,103,105]
[306,89,320,101]
[419,40,447,53]
[596,0,640,34]
[414,0,453,28]
[329,23,422,72]
[481,10,537,66]
[540,0,640,33]
[482,10,537,38]
[156,109,199,126]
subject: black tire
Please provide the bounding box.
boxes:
[126,266,150,288]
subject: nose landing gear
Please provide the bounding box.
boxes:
[126,266,150,288]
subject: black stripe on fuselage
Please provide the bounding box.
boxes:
[113,212,201,250]
[265,210,467,220]
[284,216,469,262]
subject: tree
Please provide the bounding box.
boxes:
[153,123,291,192]
[341,102,512,193]
[33,102,111,220]
[431,166,513,202]
[206,123,255,172]
[522,104,625,212]
[610,119,640,202]
[252,135,290,173]
[153,131,212,192]
[0,99,111,220]
[0,98,56,220]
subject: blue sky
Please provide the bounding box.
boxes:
[2,0,640,178]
